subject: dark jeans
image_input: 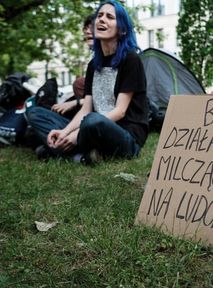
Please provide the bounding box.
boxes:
[26,107,141,159]
[78,112,140,159]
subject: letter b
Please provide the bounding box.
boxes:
[204,99,213,126]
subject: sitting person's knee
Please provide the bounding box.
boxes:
[81,112,105,131]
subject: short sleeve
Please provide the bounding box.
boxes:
[116,52,146,94]
[84,60,94,96]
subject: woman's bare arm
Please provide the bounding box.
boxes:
[105,92,133,122]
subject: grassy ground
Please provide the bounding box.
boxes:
[0,132,212,288]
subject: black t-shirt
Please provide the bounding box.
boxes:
[84,51,149,146]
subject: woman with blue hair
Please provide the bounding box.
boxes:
[27,0,149,163]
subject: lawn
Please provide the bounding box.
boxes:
[0,132,212,288]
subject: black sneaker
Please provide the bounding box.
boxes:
[35,145,51,160]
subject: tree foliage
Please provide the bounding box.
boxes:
[0,0,97,79]
[177,0,213,88]
[0,0,142,80]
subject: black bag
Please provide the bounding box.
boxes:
[0,109,28,145]
[148,100,165,132]
[35,78,58,109]
[0,72,31,109]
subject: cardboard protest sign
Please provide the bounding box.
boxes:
[135,95,213,246]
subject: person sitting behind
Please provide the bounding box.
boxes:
[51,15,94,118]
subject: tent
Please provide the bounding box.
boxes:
[140,48,206,130]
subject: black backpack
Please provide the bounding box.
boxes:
[148,100,165,132]
[0,72,31,109]
[35,77,58,109]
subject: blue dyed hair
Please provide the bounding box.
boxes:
[93,0,140,71]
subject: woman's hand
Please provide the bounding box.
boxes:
[47,129,69,148]
[47,128,79,151]
[51,101,77,115]
[56,129,79,151]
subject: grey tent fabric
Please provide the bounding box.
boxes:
[140,48,206,130]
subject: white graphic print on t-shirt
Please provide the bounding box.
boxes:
[92,67,118,115]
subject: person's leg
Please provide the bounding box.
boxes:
[26,106,73,158]
[78,112,141,159]
[26,106,70,144]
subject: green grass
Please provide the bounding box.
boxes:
[0,132,212,288]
